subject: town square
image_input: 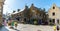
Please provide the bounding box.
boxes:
[0,0,60,31]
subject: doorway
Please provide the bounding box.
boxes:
[57,19,59,24]
[52,19,55,24]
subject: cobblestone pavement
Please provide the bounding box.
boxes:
[17,24,54,31]
[5,24,60,31]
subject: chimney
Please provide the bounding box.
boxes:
[18,9,20,12]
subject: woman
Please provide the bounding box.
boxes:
[3,20,7,26]
[57,25,59,31]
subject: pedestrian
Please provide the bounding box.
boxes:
[11,21,14,29]
[57,25,59,31]
[3,20,7,26]
[14,21,18,30]
[53,25,56,31]
[11,21,14,26]
[8,21,11,26]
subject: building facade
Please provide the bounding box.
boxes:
[0,0,5,25]
[48,4,60,24]
[11,4,48,24]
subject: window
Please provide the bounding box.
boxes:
[52,19,55,23]
[57,19,59,24]
[53,6,55,9]
[24,18,26,21]
[49,20,51,22]
[40,14,41,16]
[20,14,21,16]
[52,12,55,16]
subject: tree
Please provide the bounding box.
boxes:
[41,8,48,25]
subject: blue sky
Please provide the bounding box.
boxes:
[3,0,60,14]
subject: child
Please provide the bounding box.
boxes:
[53,25,56,31]
[8,21,11,26]
[14,21,18,30]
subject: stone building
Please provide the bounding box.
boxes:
[11,4,48,24]
[0,0,5,26]
[48,4,60,25]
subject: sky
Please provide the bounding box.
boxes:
[3,0,60,14]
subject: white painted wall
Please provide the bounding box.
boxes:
[48,4,60,24]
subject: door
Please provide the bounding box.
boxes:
[52,19,55,24]
[57,19,59,24]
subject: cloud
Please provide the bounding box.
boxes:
[3,0,15,14]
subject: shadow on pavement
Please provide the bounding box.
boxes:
[14,28,20,31]
[16,29,20,31]
[0,26,9,31]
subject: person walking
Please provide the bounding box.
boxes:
[57,25,59,31]
[53,25,56,31]
[14,21,18,30]
[3,20,7,26]
[11,21,14,29]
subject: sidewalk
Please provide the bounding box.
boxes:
[17,24,54,31]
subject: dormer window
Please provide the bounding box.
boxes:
[53,6,55,9]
